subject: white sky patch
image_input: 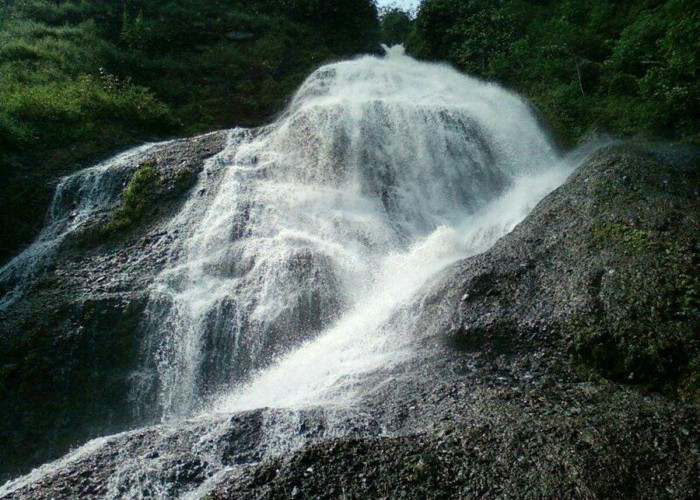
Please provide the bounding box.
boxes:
[377,0,421,11]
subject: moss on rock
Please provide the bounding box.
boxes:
[99,159,160,237]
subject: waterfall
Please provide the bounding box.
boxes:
[0,48,585,499]
[133,49,569,420]
[0,46,574,428]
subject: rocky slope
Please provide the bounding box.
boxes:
[0,132,228,481]
[0,143,698,498]
[417,143,700,398]
[207,145,700,499]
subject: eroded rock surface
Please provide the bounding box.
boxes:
[0,132,228,481]
[417,144,699,396]
[1,144,698,498]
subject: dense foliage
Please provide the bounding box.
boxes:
[2,0,698,260]
[0,0,380,265]
[406,0,700,145]
[380,8,413,46]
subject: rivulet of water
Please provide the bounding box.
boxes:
[0,144,166,310]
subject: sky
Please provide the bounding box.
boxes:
[376,0,421,11]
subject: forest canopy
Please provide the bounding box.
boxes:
[405,0,699,144]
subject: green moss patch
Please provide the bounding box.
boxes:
[99,159,159,237]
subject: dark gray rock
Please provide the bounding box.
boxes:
[415,143,699,395]
[1,143,698,498]
[0,132,227,482]
[211,384,699,500]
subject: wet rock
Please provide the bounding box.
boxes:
[416,143,699,398]
[0,132,228,481]
[1,144,698,499]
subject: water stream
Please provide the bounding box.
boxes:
[137,47,568,419]
[1,47,582,498]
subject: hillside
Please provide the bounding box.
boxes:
[0,0,381,265]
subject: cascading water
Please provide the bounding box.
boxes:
[0,47,585,499]
[133,46,569,421]
[0,144,164,310]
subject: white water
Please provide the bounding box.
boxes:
[0,144,165,310]
[213,166,570,414]
[135,48,570,420]
[1,48,583,498]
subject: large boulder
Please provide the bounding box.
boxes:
[415,143,699,398]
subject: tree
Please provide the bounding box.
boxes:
[381,8,412,45]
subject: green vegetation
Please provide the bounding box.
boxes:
[0,0,380,265]
[99,159,159,237]
[574,214,699,400]
[380,8,413,46]
[590,222,653,256]
[406,0,700,145]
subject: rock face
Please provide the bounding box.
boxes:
[207,144,700,499]
[212,387,697,500]
[0,144,698,498]
[416,143,699,396]
[0,132,228,481]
